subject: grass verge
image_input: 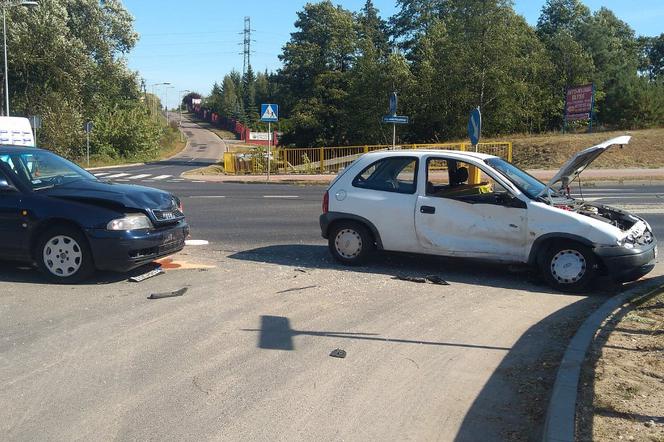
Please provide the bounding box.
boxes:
[508,127,664,169]
[84,125,186,168]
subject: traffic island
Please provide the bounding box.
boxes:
[575,289,664,441]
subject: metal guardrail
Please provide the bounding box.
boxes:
[223,142,512,175]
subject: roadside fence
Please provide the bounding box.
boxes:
[223,142,512,175]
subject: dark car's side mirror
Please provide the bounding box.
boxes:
[0,178,18,192]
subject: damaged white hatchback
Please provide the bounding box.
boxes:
[320,136,657,291]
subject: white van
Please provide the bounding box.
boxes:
[320,136,657,291]
[0,117,35,147]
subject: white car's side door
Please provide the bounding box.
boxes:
[414,156,528,260]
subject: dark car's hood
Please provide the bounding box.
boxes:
[41,179,176,212]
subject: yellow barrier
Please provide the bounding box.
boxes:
[223,142,512,175]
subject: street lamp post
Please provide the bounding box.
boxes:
[150,82,170,122]
[179,89,190,126]
[165,85,174,124]
[2,0,38,116]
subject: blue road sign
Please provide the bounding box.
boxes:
[389,92,398,116]
[382,115,409,124]
[260,104,278,122]
[468,107,481,145]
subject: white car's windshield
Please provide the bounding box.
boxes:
[0,151,97,190]
[485,158,547,199]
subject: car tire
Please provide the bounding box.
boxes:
[35,226,95,283]
[328,221,375,265]
[540,241,597,292]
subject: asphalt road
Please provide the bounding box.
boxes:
[3,123,664,441]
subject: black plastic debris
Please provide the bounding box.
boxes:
[394,274,450,285]
[394,275,427,283]
[148,287,188,300]
[425,275,450,285]
[294,268,307,273]
[129,267,164,282]
[330,349,346,358]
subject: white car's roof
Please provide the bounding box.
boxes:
[362,149,498,161]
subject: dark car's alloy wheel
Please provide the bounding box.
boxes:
[328,221,374,265]
[36,227,94,283]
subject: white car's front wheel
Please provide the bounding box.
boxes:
[328,221,374,265]
[541,241,598,292]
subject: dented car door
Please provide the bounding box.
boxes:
[414,156,528,260]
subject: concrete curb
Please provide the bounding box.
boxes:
[542,279,664,442]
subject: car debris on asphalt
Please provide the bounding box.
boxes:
[129,267,164,282]
[393,275,450,285]
[329,349,347,358]
[148,287,188,300]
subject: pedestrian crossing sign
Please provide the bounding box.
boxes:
[260,104,279,122]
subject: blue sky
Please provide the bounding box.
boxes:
[122,0,664,108]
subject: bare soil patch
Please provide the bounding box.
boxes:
[577,291,664,441]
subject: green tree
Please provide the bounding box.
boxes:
[278,1,359,146]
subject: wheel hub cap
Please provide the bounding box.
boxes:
[550,249,586,284]
[335,229,362,259]
[43,235,83,277]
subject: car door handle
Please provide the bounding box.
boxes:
[420,205,435,214]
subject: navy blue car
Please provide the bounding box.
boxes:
[0,146,189,282]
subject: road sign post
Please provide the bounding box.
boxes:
[468,107,481,152]
[28,115,41,146]
[382,92,408,149]
[260,104,279,181]
[84,121,94,166]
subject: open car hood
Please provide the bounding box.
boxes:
[538,135,631,196]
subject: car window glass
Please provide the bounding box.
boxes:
[353,157,418,194]
[426,158,510,199]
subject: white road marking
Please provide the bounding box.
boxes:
[612,204,664,215]
[263,195,299,199]
[190,196,226,199]
[105,173,130,178]
[580,195,664,201]
[185,239,210,246]
[152,175,172,180]
[191,180,206,183]
[93,172,111,177]
[127,174,151,180]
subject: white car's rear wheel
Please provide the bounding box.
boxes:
[328,221,374,265]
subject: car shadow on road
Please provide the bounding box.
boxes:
[0,260,161,285]
[228,244,622,295]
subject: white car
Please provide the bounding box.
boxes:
[319,136,657,291]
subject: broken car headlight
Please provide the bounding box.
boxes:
[618,235,636,249]
[107,213,153,231]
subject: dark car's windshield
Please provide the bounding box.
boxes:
[0,150,97,190]
[485,158,547,199]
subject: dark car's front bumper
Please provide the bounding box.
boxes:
[595,240,658,282]
[85,220,189,272]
